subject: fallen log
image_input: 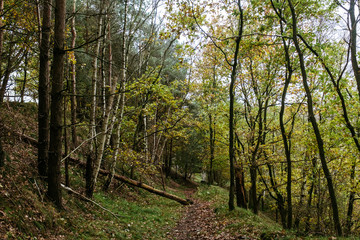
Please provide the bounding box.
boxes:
[0,123,38,147]
[69,157,193,205]
[0,125,193,205]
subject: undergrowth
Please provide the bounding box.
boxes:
[0,155,184,239]
[2,103,359,240]
[0,103,184,239]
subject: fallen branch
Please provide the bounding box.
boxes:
[61,184,123,219]
[0,125,193,206]
[0,123,38,147]
[69,157,193,205]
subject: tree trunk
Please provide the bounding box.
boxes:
[228,0,243,211]
[287,0,342,235]
[279,22,293,229]
[64,98,70,187]
[86,2,104,198]
[235,166,247,208]
[70,0,78,148]
[349,0,360,101]
[208,114,214,185]
[345,161,356,234]
[20,53,28,103]
[0,0,4,102]
[0,44,13,102]
[48,0,66,208]
[294,171,306,229]
[38,0,51,178]
[165,139,173,177]
[85,153,95,197]
[89,8,116,197]
[249,166,258,214]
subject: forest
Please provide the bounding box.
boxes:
[1,0,360,239]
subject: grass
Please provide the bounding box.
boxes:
[55,173,185,239]
[195,184,285,239]
[0,152,184,239]
[1,103,359,239]
[0,102,186,239]
[194,184,360,240]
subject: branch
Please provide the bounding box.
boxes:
[65,34,105,52]
[61,184,123,219]
[61,132,103,163]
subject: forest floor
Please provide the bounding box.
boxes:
[167,197,247,239]
[1,103,359,240]
[166,185,284,240]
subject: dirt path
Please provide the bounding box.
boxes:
[167,191,247,240]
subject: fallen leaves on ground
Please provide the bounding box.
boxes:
[167,199,253,240]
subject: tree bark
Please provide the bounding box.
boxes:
[346,162,356,234]
[349,0,360,101]
[228,0,243,211]
[208,114,214,184]
[279,21,293,229]
[38,0,51,178]
[86,1,104,198]
[0,43,13,102]
[48,0,66,208]
[70,0,78,148]
[20,53,28,103]
[235,166,247,208]
[103,0,128,190]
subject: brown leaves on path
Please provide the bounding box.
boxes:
[167,198,250,240]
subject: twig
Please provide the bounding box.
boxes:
[61,184,123,219]
[61,132,102,163]
[34,179,44,202]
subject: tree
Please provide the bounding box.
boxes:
[287,0,342,235]
[38,0,51,178]
[228,0,243,211]
[48,0,66,208]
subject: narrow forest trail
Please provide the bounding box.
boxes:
[167,189,250,240]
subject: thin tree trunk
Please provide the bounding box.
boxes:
[279,22,293,229]
[64,97,70,187]
[89,9,116,198]
[208,114,214,185]
[287,0,342,235]
[48,0,66,208]
[229,0,243,211]
[0,44,13,102]
[38,0,51,178]
[20,53,28,103]
[349,0,360,101]
[70,0,78,148]
[346,161,356,234]
[86,3,104,198]
[294,170,306,229]
[89,3,103,149]
[103,1,127,189]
